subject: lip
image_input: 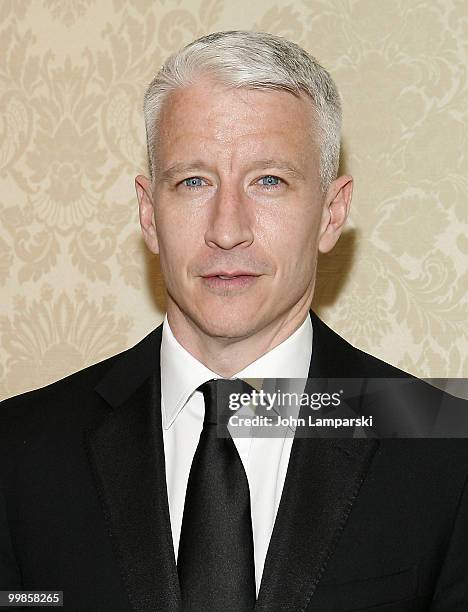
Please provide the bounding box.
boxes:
[201,273,260,293]
[202,271,258,278]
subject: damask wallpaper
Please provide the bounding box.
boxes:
[1,0,467,400]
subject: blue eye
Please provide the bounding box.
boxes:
[259,175,282,188]
[182,177,205,189]
[180,175,283,191]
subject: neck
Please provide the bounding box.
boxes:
[166,298,312,378]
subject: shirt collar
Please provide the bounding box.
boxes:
[160,313,313,429]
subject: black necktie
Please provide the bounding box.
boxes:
[177,378,257,611]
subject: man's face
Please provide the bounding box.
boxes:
[137,76,350,340]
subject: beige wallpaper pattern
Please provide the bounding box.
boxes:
[1,0,467,400]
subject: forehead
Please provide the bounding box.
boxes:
[155,77,319,166]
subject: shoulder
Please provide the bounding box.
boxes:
[0,324,163,438]
[310,311,415,379]
[310,311,467,419]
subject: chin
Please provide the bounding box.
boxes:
[195,305,263,340]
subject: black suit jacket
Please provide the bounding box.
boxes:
[1,311,467,611]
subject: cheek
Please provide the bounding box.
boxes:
[160,234,192,272]
[156,210,200,267]
[260,209,319,270]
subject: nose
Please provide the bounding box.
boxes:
[204,183,254,250]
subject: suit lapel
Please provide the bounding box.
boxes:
[84,312,379,612]
[84,325,182,611]
[254,312,380,610]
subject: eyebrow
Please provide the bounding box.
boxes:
[159,159,306,183]
[250,159,306,181]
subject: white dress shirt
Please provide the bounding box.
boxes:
[160,314,313,596]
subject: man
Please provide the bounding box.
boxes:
[1,30,467,612]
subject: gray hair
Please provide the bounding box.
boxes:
[143,30,342,192]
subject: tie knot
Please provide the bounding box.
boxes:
[198,378,255,425]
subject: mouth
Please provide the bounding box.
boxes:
[201,272,260,292]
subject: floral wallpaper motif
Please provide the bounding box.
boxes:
[1,0,467,400]
[0,284,131,399]
[43,0,95,27]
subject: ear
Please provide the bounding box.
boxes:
[135,174,159,255]
[318,175,353,254]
